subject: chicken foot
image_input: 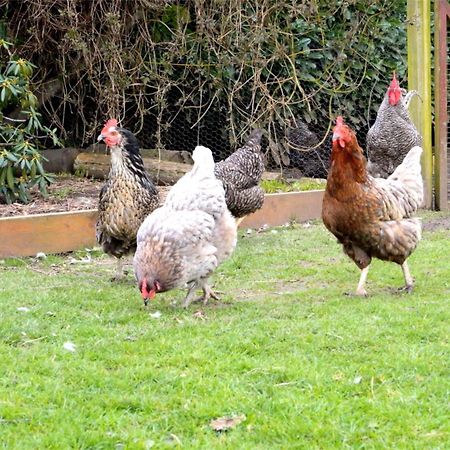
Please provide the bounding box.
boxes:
[182,279,221,308]
[199,283,221,305]
[355,266,370,296]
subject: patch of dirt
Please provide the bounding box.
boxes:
[422,215,450,232]
[0,175,171,218]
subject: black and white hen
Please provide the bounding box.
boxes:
[214,129,265,224]
[96,119,159,280]
[367,73,422,178]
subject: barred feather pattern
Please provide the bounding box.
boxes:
[214,129,265,218]
[367,93,422,178]
[96,129,159,258]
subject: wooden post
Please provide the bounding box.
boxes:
[407,0,433,208]
[434,0,449,210]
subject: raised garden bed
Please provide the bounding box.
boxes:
[0,151,326,257]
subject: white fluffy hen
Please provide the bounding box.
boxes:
[133,146,237,307]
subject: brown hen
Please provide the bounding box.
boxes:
[322,116,423,296]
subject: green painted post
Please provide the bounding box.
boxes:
[407,0,433,208]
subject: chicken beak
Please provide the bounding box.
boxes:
[143,298,149,306]
[332,132,346,149]
[97,133,104,142]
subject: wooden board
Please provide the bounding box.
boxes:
[0,191,325,258]
[0,210,98,258]
[240,190,324,229]
[73,152,281,185]
[74,153,190,185]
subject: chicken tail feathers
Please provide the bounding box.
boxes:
[191,146,216,176]
[403,90,421,109]
[386,146,424,210]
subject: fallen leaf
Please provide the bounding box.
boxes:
[332,372,344,381]
[63,341,76,352]
[353,375,362,384]
[166,434,182,445]
[210,414,246,432]
[17,307,30,312]
[150,311,162,319]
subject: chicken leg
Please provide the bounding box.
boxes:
[355,266,370,296]
[111,257,124,282]
[400,261,414,293]
[182,281,198,308]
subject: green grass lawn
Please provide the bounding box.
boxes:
[0,211,449,449]
[261,178,327,193]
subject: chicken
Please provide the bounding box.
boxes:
[133,145,237,308]
[367,72,422,178]
[286,118,330,179]
[96,119,159,280]
[214,129,264,225]
[322,116,423,296]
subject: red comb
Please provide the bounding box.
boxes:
[101,118,118,134]
[389,72,400,88]
[335,116,344,127]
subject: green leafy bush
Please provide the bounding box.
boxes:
[0,39,59,203]
[2,0,407,160]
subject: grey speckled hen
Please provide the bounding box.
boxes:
[214,129,265,222]
[134,146,237,308]
[367,73,422,178]
[96,119,159,280]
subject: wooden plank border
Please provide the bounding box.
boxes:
[0,210,98,258]
[0,191,325,258]
[240,190,324,229]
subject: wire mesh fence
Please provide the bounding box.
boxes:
[138,103,332,180]
[2,0,409,183]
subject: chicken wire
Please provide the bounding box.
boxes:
[138,100,331,180]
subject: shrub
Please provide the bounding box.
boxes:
[2,0,407,166]
[0,39,60,203]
